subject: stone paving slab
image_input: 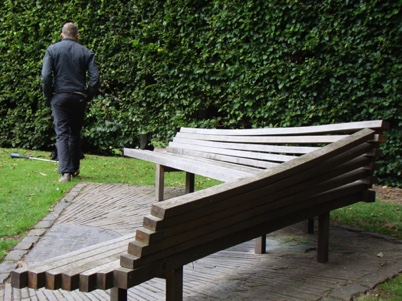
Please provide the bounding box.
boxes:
[1,183,402,301]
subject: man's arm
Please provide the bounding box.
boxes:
[41,50,53,100]
[87,52,100,101]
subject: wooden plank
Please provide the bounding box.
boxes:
[113,262,166,289]
[161,152,265,174]
[167,143,298,163]
[126,148,263,176]
[171,137,319,154]
[179,120,388,136]
[123,148,256,182]
[79,260,121,292]
[166,148,279,169]
[175,132,346,144]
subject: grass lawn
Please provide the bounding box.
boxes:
[332,201,402,239]
[0,147,401,299]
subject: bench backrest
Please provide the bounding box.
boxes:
[115,125,387,289]
[167,120,387,170]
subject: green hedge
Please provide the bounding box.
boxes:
[0,0,401,186]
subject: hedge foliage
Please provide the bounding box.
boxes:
[0,0,401,186]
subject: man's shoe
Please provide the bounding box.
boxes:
[59,173,72,183]
[72,169,80,177]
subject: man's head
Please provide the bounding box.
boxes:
[61,22,79,40]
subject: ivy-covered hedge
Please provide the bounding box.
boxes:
[0,0,401,186]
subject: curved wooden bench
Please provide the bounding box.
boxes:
[11,121,388,301]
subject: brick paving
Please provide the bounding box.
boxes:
[1,183,402,300]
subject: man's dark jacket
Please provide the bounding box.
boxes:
[41,38,100,101]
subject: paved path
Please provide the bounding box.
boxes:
[1,183,402,300]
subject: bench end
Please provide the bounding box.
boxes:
[10,269,28,289]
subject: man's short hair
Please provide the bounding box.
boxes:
[62,22,78,38]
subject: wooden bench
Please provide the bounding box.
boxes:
[11,121,388,301]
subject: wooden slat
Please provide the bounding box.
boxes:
[170,149,280,169]
[113,261,165,289]
[158,151,265,174]
[157,148,280,170]
[79,260,121,292]
[168,142,298,163]
[123,148,256,182]
[171,137,319,154]
[175,132,346,144]
[179,120,389,136]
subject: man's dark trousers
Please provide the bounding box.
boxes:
[50,93,86,175]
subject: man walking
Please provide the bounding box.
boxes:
[41,22,100,183]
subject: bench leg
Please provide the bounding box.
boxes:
[254,235,266,254]
[110,287,127,301]
[317,212,330,263]
[156,164,165,201]
[166,266,183,301]
[304,218,315,234]
[185,172,195,194]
